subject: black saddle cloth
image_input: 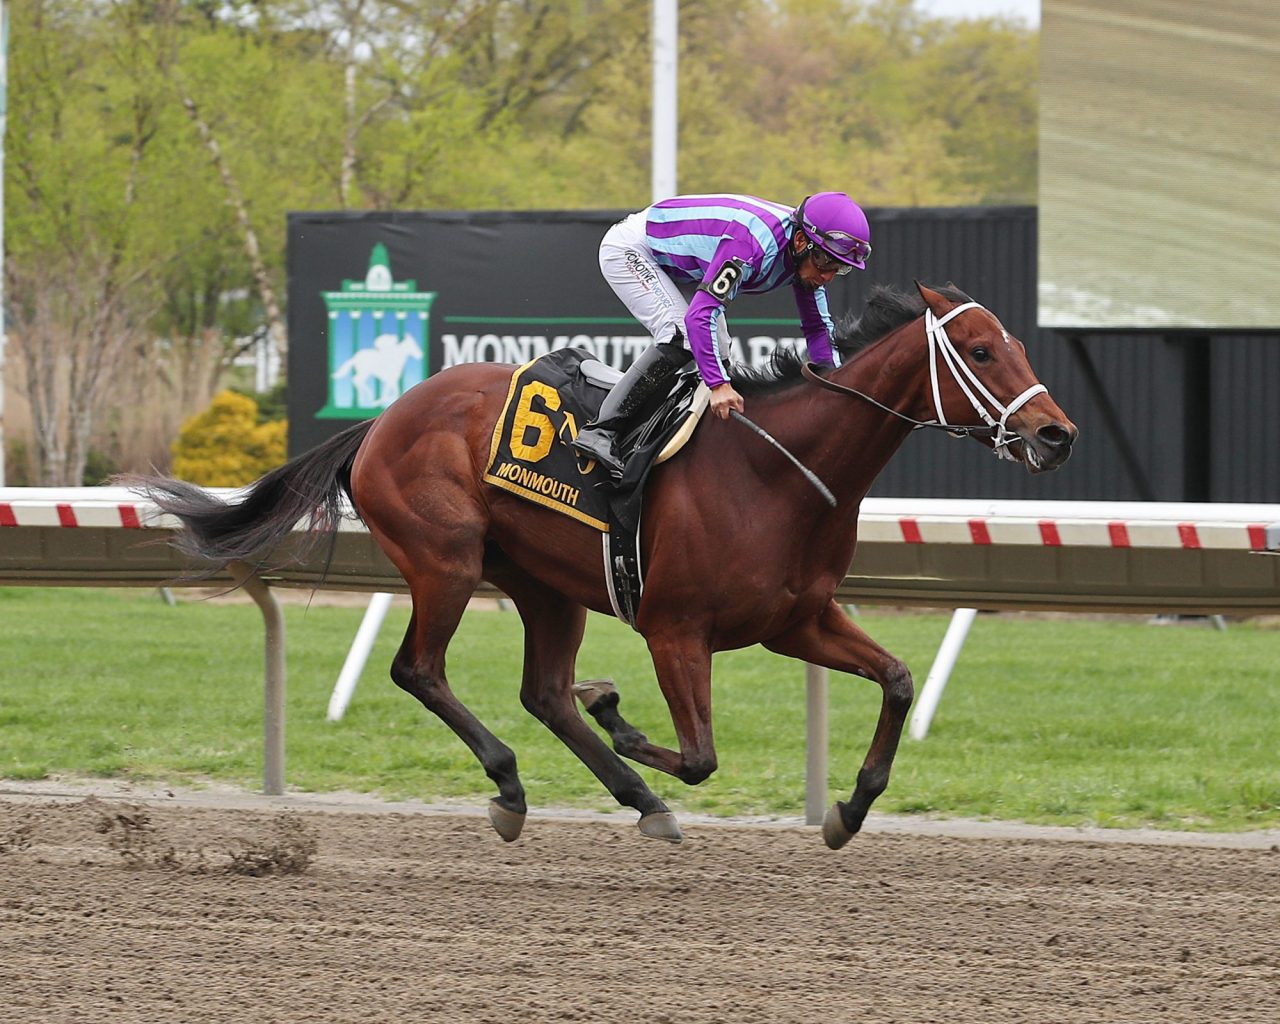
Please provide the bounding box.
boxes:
[519,347,700,530]
[481,348,703,627]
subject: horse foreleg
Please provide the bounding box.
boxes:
[582,630,718,787]
[764,602,914,850]
[572,679,655,757]
[503,578,681,842]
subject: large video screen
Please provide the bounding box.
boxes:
[1038,1,1279,330]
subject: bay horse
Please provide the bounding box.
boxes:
[131,283,1076,849]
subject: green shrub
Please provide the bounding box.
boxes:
[3,438,32,485]
[244,380,288,424]
[82,448,119,486]
[171,391,287,486]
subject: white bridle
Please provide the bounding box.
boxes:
[925,302,1047,461]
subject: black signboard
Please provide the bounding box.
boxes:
[285,210,858,454]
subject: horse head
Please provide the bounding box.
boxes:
[401,336,425,360]
[912,283,1076,473]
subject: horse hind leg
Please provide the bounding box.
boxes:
[351,403,533,839]
[502,575,682,842]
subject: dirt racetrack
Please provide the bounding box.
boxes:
[2,789,1278,1024]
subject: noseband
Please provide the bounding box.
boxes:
[802,301,1047,461]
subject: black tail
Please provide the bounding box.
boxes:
[119,420,375,575]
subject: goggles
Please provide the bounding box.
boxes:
[808,247,855,276]
[798,203,872,268]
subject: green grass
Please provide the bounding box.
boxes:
[2,587,1277,831]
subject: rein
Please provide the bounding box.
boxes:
[729,409,837,508]
[802,301,1047,461]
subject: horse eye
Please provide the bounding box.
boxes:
[971,347,992,364]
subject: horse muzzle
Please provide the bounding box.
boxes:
[1011,416,1077,473]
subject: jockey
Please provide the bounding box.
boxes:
[571,191,872,478]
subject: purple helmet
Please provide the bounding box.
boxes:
[796,192,872,270]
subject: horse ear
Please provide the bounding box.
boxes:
[914,280,951,316]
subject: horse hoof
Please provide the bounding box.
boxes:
[487,800,526,842]
[572,678,618,712]
[638,811,683,843]
[822,802,855,850]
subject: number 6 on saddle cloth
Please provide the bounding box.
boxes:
[482,347,710,626]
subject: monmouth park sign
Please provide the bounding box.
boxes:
[317,245,806,418]
[439,330,809,370]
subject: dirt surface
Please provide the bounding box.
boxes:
[2,789,1278,1023]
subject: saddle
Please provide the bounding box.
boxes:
[483,348,709,627]
[579,358,710,483]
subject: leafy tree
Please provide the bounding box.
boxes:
[673,0,1036,206]
[3,0,1038,482]
[910,18,1038,203]
[5,0,175,483]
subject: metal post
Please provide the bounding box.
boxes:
[651,0,677,202]
[229,563,287,795]
[804,663,828,825]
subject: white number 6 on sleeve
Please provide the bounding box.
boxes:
[701,259,744,302]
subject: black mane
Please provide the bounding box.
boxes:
[727,283,974,397]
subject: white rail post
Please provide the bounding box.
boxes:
[327,591,394,721]
[909,607,978,741]
[804,663,828,825]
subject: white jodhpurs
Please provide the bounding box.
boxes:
[599,212,732,361]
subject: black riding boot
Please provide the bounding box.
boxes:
[572,343,691,478]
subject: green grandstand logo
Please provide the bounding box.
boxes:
[316,244,436,419]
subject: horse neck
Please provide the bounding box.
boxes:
[751,329,927,513]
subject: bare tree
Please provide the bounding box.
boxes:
[5,1,161,484]
[5,256,158,485]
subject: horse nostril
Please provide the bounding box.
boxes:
[1037,423,1073,449]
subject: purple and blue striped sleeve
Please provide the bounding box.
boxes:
[794,282,838,366]
[683,235,764,388]
[685,290,730,388]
